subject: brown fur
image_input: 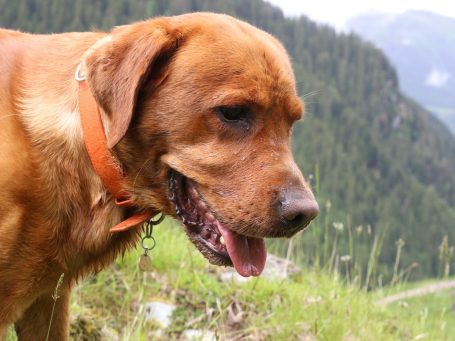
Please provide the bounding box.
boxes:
[0,13,315,340]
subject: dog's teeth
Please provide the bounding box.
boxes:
[219,236,225,245]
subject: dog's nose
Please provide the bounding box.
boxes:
[277,189,319,233]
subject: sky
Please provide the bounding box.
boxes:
[266,0,455,30]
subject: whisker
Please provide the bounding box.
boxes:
[301,90,321,99]
[131,157,155,196]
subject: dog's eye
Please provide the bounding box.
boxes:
[215,106,251,127]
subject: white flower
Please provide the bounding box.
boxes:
[333,222,344,231]
[305,296,322,304]
[325,200,332,210]
[340,255,351,262]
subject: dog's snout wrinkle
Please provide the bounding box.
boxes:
[277,188,319,234]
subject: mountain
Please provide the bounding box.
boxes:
[1,0,454,278]
[347,10,455,133]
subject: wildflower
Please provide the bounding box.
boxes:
[333,222,344,231]
[305,296,322,304]
[356,225,363,235]
[398,300,408,308]
[340,255,351,262]
[325,200,332,210]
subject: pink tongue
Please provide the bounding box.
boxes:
[216,221,267,277]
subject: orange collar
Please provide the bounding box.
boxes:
[77,66,158,233]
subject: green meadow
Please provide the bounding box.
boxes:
[6,220,453,340]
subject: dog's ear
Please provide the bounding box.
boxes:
[85,19,181,148]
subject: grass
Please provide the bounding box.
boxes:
[5,217,454,340]
[7,218,452,340]
[380,285,455,340]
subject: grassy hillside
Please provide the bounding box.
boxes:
[1,0,454,279]
[5,222,454,340]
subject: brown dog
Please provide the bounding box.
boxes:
[0,13,318,340]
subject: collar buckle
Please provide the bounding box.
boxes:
[75,63,86,82]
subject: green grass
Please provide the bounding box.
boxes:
[68,220,455,340]
[6,220,454,340]
[380,287,455,340]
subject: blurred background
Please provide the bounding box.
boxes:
[269,0,455,133]
[2,0,454,340]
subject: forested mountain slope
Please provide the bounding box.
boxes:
[348,10,455,133]
[1,0,454,278]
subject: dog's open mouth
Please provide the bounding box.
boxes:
[168,170,267,277]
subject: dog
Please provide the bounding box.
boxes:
[0,13,318,340]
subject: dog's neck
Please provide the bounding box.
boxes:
[15,33,139,270]
[77,71,157,232]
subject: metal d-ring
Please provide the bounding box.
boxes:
[149,213,165,225]
[141,235,156,255]
[140,214,164,255]
[144,214,164,237]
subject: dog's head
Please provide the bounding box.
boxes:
[84,13,318,277]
